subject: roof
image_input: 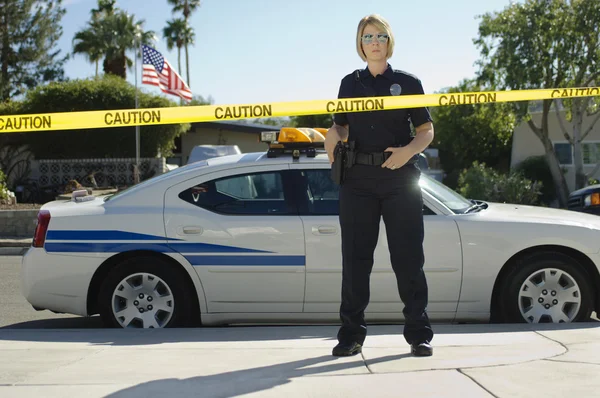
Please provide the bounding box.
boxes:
[191,120,284,134]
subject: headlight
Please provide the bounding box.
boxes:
[584,193,600,207]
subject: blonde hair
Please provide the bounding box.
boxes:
[356,14,395,62]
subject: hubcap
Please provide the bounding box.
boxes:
[111,272,174,328]
[518,268,581,323]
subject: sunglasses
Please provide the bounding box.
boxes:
[361,33,389,44]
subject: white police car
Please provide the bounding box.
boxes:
[21,128,600,328]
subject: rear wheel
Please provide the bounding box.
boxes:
[98,256,194,328]
[500,252,594,323]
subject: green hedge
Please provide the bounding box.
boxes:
[0,75,190,159]
[458,161,543,205]
[513,155,561,205]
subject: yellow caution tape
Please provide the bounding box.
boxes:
[0,86,599,133]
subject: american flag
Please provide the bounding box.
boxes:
[142,45,192,102]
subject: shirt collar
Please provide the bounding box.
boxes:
[359,63,394,80]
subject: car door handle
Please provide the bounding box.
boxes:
[312,226,337,235]
[182,226,203,235]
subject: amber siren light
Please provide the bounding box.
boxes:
[261,127,329,159]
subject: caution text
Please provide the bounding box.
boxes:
[104,110,161,125]
[0,115,51,131]
[551,88,600,98]
[215,105,272,119]
[326,99,384,113]
[439,93,497,106]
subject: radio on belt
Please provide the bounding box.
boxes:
[261,127,330,159]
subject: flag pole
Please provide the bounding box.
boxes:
[133,35,141,184]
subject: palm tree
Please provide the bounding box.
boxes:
[101,11,155,79]
[72,21,106,77]
[163,19,187,75]
[167,0,201,87]
[91,0,116,18]
[72,2,155,80]
[72,0,116,77]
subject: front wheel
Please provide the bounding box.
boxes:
[500,252,594,323]
[98,256,194,328]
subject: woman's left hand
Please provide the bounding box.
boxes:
[381,146,414,170]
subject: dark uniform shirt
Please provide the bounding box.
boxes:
[333,64,433,154]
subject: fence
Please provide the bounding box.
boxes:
[28,157,168,188]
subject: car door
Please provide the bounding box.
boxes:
[163,164,306,314]
[291,165,462,320]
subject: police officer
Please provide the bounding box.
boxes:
[325,14,435,357]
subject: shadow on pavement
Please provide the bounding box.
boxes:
[1,315,104,329]
[103,353,411,398]
[0,319,598,346]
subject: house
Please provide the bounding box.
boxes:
[510,104,600,192]
[167,121,282,166]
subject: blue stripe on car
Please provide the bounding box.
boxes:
[45,242,174,253]
[46,230,182,241]
[185,255,305,266]
[45,242,272,254]
[168,243,271,253]
[44,243,304,266]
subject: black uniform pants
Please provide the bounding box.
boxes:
[337,164,434,346]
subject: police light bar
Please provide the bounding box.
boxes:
[263,127,328,159]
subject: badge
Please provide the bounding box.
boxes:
[390,83,402,96]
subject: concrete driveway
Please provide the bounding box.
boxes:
[1,322,599,397]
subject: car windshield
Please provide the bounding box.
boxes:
[418,174,474,213]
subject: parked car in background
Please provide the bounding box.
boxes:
[187,145,242,165]
[568,184,600,215]
[418,150,445,182]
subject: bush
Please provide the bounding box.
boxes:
[513,155,556,204]
[0,170,8,201]
[0,75,190,159]
[458,161,543,205]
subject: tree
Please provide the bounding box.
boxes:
[91,0,116,17]
[72,21,106,78]
[474,0,600,207]
[0,0,68,101]
[163,18,194,76]
[186,95,213,106]
[0,75,190,159]
[430,79,516,188]
[289,114,333,128]
[72,0,155,79]
[71,0,116,77]
[167,0,201,87]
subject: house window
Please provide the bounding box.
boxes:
[554,143,572,165]
[582,142,600,165]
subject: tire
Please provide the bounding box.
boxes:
[500,252,594,323]
[98,256,194,328]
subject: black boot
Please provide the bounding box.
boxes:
[332,341,362,357]
[410,341,433,357]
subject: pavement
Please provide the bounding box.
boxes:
[1,322,599,397]
[2,245,599,396]
[0,238,31,256]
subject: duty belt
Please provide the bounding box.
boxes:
[354,151,418,166]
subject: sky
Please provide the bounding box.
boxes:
[58,0,520,107]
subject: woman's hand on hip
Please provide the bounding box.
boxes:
[381,146,414,170]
